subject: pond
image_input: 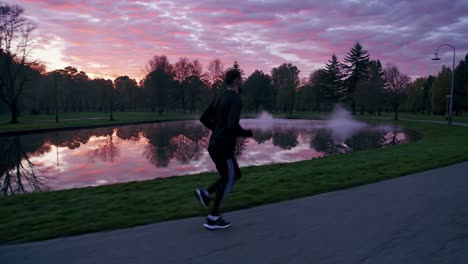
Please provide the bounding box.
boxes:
[0,118,420,195]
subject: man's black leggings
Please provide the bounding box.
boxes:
[206,152,241,216]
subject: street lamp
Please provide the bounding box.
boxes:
[432,44,455,126]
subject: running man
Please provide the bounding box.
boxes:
[195,69,253,230]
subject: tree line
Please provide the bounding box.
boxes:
[1,2,467,123]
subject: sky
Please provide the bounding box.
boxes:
[8,0,468,81]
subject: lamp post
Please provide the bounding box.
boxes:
[446,95,451,119]
[432,44,455,126]
[54,71,59,123]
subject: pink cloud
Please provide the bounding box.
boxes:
[7,0,468,80]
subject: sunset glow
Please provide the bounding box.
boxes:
[9,0,468,80]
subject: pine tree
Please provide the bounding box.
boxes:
[320,54,346,110]
[227,61,245,80]
[355,60,385,115]
[344,42,370,115]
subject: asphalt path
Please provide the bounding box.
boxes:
[2,162,468,264]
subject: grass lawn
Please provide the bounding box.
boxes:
[0,112,198,134]
[359,112,468,124]
[1,115,467,245]
[1,111,466,134]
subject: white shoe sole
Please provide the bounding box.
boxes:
[203,223,231,230]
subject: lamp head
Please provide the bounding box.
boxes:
[432,52,441,61]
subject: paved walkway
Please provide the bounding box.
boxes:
[2,162,468,264]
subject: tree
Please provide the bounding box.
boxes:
[431,66,452,115]
[186,59,207,113]
[355,60,385,115]
[384,64,411,120]
[208,59,224,86]
[208,59,225,98]
[143,55,174,113]
[114,76,138,112]
[320,54,346,110]
[308,69,327,111]
[271,63,300,113]
[92,78,114,119]
[89,77,111,112]
[227,61,245,80]
[454,54,468,114]
[173,57,191,112]
[297,75,320,112]
[422,75,434,114]
[244,70,274,112]
[73,70,89,112]
[190,59,203,78]
[402,77,426,113]
[0,2,38,123]
[186,75,205,113]
[344,42,370,115]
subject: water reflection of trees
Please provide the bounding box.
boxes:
[143,122,210,167]
[0,136,51,195]
[311,129,348,155]
[174,124,209,163]
[0,122,213,194]
[272,127,298,150]
[116,125,142,141]
[309,128,414,156]
[251,127,300,151]
[89,128,120,163]
[252,130,273,144]
[144,129,177,167]
[0,121,419,195]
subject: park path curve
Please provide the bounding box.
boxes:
[2,162,468,264]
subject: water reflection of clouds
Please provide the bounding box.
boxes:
[1,120,419,194]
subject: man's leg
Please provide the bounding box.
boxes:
[210,158,237,216]
[194,178,219,208]
[202,158,237,229]
[194,151,222,208]
[206,179,220,195]
[206,150,222,195]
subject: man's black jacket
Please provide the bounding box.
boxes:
[200,90,252,158]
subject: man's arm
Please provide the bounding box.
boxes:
[200,99,215,130]
[227,97,253,137]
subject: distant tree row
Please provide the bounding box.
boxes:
[293,45,468,120]
[1,2,467,123]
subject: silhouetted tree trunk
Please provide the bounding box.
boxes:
[0,3,38,123]
[9,101,18,124]
[393,104,399,120]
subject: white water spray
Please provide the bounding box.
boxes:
[242,106,379,146]
[325,105,367,145]
[257,111,274,123]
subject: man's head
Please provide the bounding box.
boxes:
[225,69,241,91]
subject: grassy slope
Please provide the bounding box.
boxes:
[1,118,467,244]
[369,112,468,123]
[1,111,467,134]
[0,112,197,133]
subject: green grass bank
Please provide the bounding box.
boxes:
[0,116,467,244]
